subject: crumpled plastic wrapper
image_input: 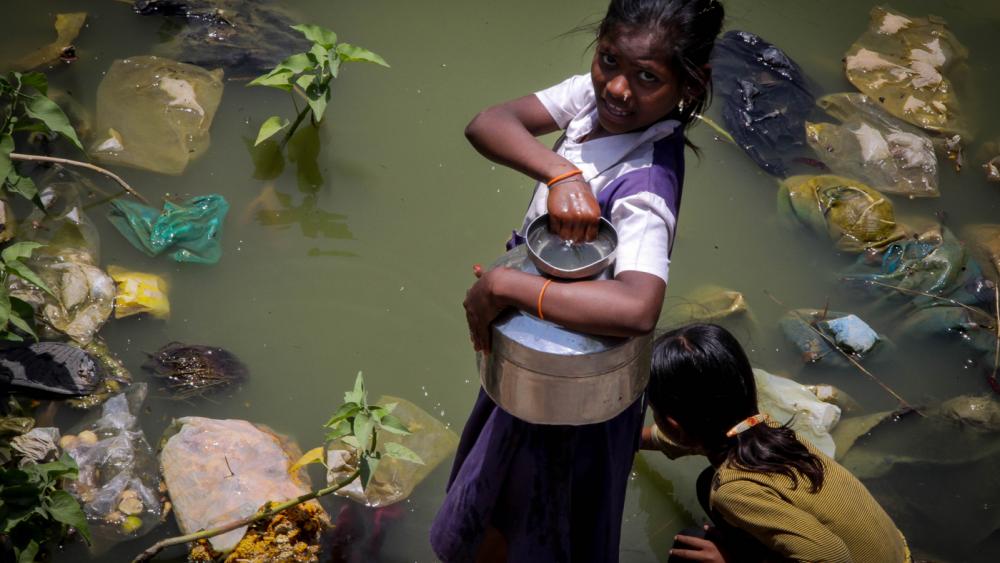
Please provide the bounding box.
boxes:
[754,368,841,457]
[11,427,60,467]
[844,5,967,134]
[777,174,905,252]
[107,266,170,319]
[108,195,229,264]
[808,93,939,197]
[89,55,224,175]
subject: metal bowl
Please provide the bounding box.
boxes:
[525,214,618,279]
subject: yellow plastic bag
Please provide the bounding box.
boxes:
[108,266,169,319]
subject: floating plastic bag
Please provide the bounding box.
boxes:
[844,6,967,134]
[940,395,1000,432]
[778,174,904,252]
[160,417,322,553]
[133,0,311,75]
[10,12,87,71]
[107,266,169,319]
[780,309,883,364]
[753,368,840,457]
[807,93,939,197]
[326,396,458,507]
[661,285,749,328]
[711,30,818,177]
[108,195,229,264]
[963,224,1000,284]
[90,55,223,175]
[63,383,162,544]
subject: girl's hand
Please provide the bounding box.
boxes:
[464,267,509,354]
[670,530,730,562]
[547,178,600,242]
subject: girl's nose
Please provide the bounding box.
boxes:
[606,75,631,102]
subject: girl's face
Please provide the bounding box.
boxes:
[591,27,684,135]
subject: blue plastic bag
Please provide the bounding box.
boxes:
[107,195,228,264]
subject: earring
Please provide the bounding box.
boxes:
[623,92,630,102]
[678,99,687,112]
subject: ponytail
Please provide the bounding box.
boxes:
[729,422,825,493]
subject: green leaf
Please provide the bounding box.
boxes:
[19,72,47,95]
[383,442,425,465]
[247,69,295,91]
[291,24,337,49]
[16,539,39,563]
[336,43,390,67]
[296,74,315,91]
[275,52,314,74]
[308,43,329,67]
[24,94,83,150]
[289,446,326,474]
[0,290,11,330]
[340,435,361,449]
[324,402,361,427]
[379,402,398,414]
[254,116,290,146]
[306,83,331,123]
[344,372,366,405]
[7,298,37,341]
[45,489,91,544]
[0,135,13,181]
[5,172,38,202]
[2,241,43,264]
[377,413,410,435]
[324,419,352,442]
[326,51,341,78]
[359,453,379,490]
[353,412,373,451]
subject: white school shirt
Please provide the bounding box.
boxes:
[517,73,685,283]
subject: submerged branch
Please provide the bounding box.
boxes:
[10,152,149,203]
[132,469,360,562]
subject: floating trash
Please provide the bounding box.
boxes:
[108,195,229,264]
[142,341,247,398]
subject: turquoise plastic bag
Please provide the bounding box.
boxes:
[108,195,229,264]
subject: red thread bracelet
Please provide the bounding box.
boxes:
[546,169,583,188]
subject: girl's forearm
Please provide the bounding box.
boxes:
[490,268,665,337]
[465,97,578,183]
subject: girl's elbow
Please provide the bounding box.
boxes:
[622,306,658,335]
[465,109,494,144]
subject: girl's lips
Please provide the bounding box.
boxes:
[601,98,633,121]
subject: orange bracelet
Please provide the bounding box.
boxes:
[546,169,583,188]
[537,279,554,320]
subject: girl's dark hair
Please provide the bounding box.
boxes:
[597,0,725,151]
[648,324,825,492]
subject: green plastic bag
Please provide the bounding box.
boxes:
[107,195,229,264]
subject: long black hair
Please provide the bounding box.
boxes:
[648,324,826,492]
[596,0,725,146]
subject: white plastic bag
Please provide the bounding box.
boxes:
[753,368,842,457]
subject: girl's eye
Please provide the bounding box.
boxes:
[600,53,617,66]
[638,70,659,83]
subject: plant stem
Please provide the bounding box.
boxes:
[280,106,311,150]
[694,114,735,144]
[132,469,360,563]
[9,153,149,203]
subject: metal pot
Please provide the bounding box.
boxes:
[480,244,652,425]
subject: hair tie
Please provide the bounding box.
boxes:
[725,413,767,438]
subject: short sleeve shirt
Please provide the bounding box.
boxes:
[520,74,686,283]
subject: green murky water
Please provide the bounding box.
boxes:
[3,0,1000,561]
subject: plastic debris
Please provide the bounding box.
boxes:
[711,30,818,177]
[780,309,883,363]
[327,395,458,507]
[10,12,86,71]
[940,395,1000,432]
[844,6,967,134]
[191,503,325,563]
[142,341,247,399]
[817,314,879,355]
[0,341,103,396]
[661,285,749,328]
[11,427,60,467]
[753,368,841,457]
[107,266,170,320]
[160,417,325,553]
[108,195,229,264]
[777,174,905,252]
[963,224,1000,285]
[63,384,163,544]
[808,93,939,197]
[89,56,224,175]
[805,384,862,413]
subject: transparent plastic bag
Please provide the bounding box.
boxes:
[63,383,162,545]
[107,266,170,319]
[807,93,939,197]
[160,417,320,553]
[844,6,967,134]
[107,195,229,264]
[89,55,223,175]
[326,396,459,507]
[753,368,841,457]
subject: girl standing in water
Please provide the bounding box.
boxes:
[431,1,725,561]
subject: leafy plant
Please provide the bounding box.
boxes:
[0,453,91,563]
[248,24,389,148]
[0,242,52,342]
[0,72,82,202]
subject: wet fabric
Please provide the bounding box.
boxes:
[430,388,644,563]
[844,6,967,135]
[10,427,60,467]
[107,195,229,264]
[160,417,320,553]
[63,384,162,544]
[133,0,310,75]
[327,395,458,508]
[0,341,102,396]
[711,30,818,177]
[808,93,939,197]
[107,266,170,319]
[90,56,224,175]
[842,225,988,306]
[778,174,904,252]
